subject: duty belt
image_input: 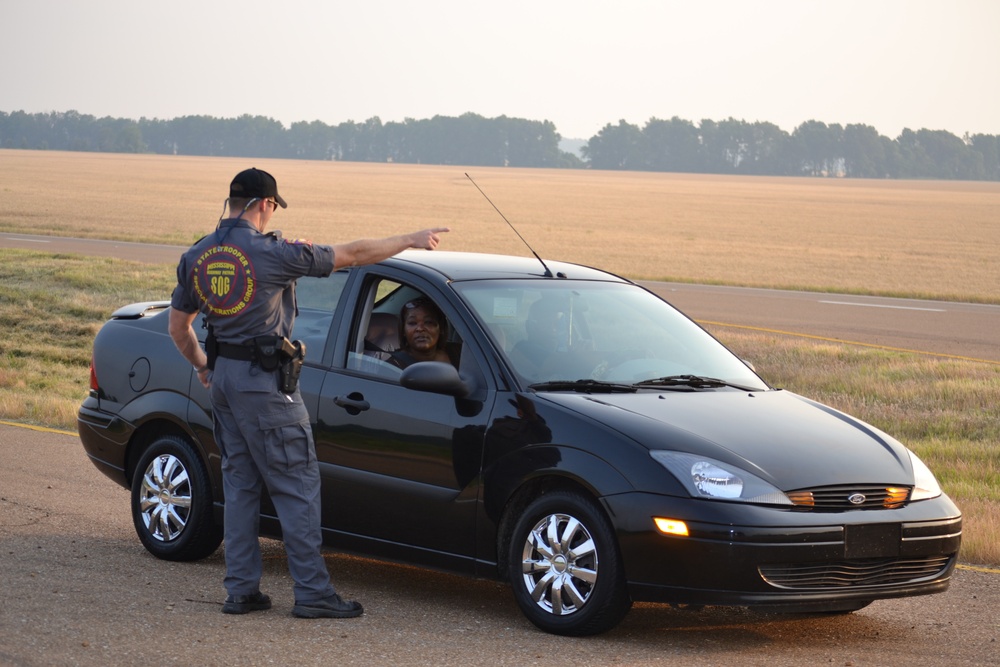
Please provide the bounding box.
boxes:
[216,342,255,361]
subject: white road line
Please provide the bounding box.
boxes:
[819,300,946,312]
[3,236,51,243]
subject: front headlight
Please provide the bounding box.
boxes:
[651,451,792,505]
[908,449,943,501]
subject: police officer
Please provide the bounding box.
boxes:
[168,167,448,618]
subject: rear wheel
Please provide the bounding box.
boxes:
[507,490,632,636]
[131,434,222,561]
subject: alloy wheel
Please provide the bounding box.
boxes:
[137,453,192,542]
[520,512,599,616]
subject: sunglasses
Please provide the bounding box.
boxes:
[403,298,433,310]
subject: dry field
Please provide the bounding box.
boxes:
[2,149,999,302]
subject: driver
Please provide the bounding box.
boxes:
[389,297,452,368]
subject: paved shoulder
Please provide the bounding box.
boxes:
[0,233,186,264]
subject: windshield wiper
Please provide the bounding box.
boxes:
[634,374,760,392]
[529,379,638,393]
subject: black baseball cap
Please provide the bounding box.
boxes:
[229,168,287,208]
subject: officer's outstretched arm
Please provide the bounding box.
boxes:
[332,228,449,269]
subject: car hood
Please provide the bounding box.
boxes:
[539,388,913,489]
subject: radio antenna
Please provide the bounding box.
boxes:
[465,173,553,277]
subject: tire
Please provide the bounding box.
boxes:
[507,490,632,636]
[131,434,223,561]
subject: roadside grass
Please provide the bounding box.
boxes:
[0,249,175,426]
[1,247,996,565]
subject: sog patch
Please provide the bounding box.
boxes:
[193,245,256,316]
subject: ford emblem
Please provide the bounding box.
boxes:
[848,493,867,505]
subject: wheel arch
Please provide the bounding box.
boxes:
[124,417,202,486]
[112,386,211,475]
[491,446,632,577]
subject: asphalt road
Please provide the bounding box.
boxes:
[642,282,1000,366]
[3,233,998,364]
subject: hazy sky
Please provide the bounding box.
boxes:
[3,0,998,140]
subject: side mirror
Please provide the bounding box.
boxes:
[400,361,469,398]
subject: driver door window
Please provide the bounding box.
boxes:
[346,278,463,381]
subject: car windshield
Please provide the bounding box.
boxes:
[454,280,768,391]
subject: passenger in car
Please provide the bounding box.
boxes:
[389,297,453,368]
[363,312,401,361]
[510,298,563,370]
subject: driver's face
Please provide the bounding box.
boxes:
[404,307,441,351]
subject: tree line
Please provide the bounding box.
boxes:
[584,117,999,180]
[1,109,997,180]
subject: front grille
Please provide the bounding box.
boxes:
[786,484,911,510]
[760,555,953,590]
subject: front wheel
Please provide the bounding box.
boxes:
[131,434,222,561]
[507,490,632,636]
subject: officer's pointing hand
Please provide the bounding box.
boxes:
[411,227,450,250]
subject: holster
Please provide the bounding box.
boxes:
[252,336,306,394]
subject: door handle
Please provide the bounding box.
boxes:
[333,392,370,415]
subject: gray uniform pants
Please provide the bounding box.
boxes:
[210,357,336,604]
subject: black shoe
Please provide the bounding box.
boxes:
[222,591,272,615]
[292,593,364,619]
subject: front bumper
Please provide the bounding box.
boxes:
[604,491,962,609]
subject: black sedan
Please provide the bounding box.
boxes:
[78,250,961,636]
